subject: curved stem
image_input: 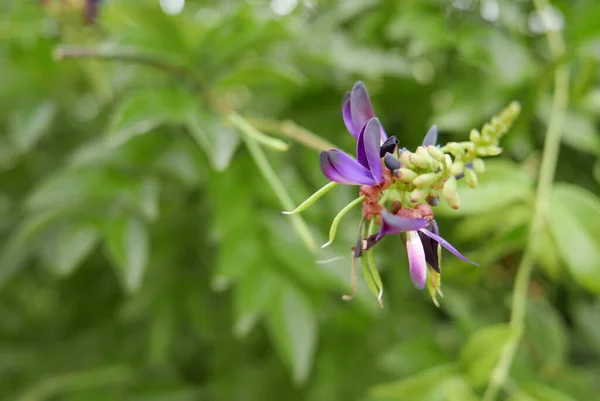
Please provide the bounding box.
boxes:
[322,195,366,248]
[482,1,569,399]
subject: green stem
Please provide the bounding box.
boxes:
[237,123,317,253]
[482,1,569,399]
[228,112,290,151]
[322,195,366,248]
[247,117,337,152]
[283,181,339,215]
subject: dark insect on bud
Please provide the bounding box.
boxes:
[379,135,399,157]
[384,153,401,171]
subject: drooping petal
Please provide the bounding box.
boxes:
[419,220,440,273]
[406,231,427,289]
[319,150,379,185]
[356,118,383,182]
[422,124,438,147]
[418,228,479,266]
[342,92,355,137]
[375,210,429,241]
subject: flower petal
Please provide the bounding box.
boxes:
[356,118,383,182]
[418,228,479,266]
[342,92,356,138]
[417,234,441,273]
[406,231,427,289]
[319,150,378,185]
[422,124,438,147]
[350,81,376,136]
[375,210,429,241]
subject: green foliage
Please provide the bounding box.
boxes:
[1,0,600,400]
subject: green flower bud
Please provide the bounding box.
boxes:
[399,151,414,169]
[427,145,445,162]
[465,168,478,188]
[409,152,433,169]
[485,145,502,156]
[443,176,457,201]
[413,173,439,189]
[410,188,429,203]
[446,142,465,156]
[469,129,481,143]
[447,192,460,209]
[396,168,418,183]
[481,123,493,142]
[444,154,453,170]
[472,158,485,174]
[450,160,464,177]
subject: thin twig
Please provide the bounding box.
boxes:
[247,117,337,152]
[482,0,569,399]
[54,47,204,88]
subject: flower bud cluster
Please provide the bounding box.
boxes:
[387,102,521,211]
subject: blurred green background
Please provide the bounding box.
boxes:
[1,0,600,400]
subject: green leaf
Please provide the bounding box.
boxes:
[265,285,317,385]
[38,224,99,277]
[107,87,195,147]
[439,375,480,401]
[525,299,568,374]
[549,184,600,293]
[233,267,278,338]
[104,217,149,292]
[9,100,56,153]
[459,324,512,387]
[185,112,240,172]
[369,364,458,401]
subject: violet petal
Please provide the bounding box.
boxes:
[350,81,375,136]
[356,118,383,182]
[375,210,429,241]
[406,231,427,289]
[422,124,438,147]
[319,150,378,186]
[418,228,479,266]
[342,92,356,138]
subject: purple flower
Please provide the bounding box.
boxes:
[367,210,478,289]
[320,117,384,186]
[342,81,387,141]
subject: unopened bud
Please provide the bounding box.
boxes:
[415,203,434,219]
[431,180,444,190]
[472,158,485,174]
[446,142,464,156]
[399,151,414,169]
[481,123,493,142]
[384,153,401,171]
[426,192,439,206]
[485,145,502,156]
[443,176,457,201]
[410,188,429,203]
[427,145,445,162]
[446,191,461,209]
[396,168,418,183]
[464,168,478,188]
[413,173,439,189]
[450,160,464,177]
[409,152,433,169]
[444,154,453,170]
[469,129,481,143]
